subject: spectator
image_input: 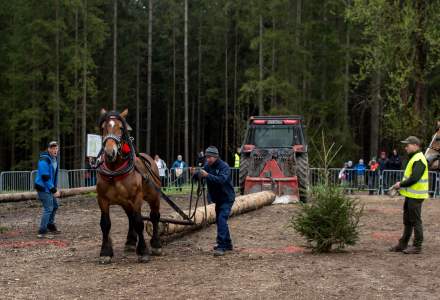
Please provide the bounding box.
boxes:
[378,151,389,172]
[171,155,188,191]
[154,154,168,190]
[234,147,240,168]
[346,160,355,192]
[34,141,61,238]
[338,162,349,190]
[85,157,96,186]
[388,149,402,170]
[368,158,380,195]
[354,159,366,190]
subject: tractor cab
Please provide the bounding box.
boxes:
[239,116,309,202]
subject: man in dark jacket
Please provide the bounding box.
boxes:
[389,136,428,254]
[34,141,61,238]
[388,149,402,170]
[193,146,235,256]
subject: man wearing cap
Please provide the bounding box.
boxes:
[389,136,428,254]
[34,141,61,238]
[193,146,235,256]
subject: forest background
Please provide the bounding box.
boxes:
[1,0,439,170]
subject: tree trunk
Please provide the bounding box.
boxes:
[233,18,238,148]
[81,0,88,170]
[413,0,427,116]
[147,191,275,236]
[146,0,153,154]
[136,53,140,151]
[344,11,350,130]
[112,0,117,110]
[258,15,264,115]
[370,71,381,159]
[74,7,79,168]
[296,0,302,103]
[224,20,229,162]
[32,81,39,169]
[184,0,189,162]
[171,22,176,161]
[320,2,327,102]
[196,25,202,153]
[55,0,61,165]
[271,17,276,108]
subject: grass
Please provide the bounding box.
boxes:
[0,226,10,234]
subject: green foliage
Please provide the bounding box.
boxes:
[1,0,440,170]
[292,185,363,253]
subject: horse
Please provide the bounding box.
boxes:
[425,120,440,171]
[96,108,162,264]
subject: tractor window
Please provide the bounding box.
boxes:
[248,125,303,148]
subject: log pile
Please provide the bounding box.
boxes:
[0,186,96,203]
[147,191,276,236]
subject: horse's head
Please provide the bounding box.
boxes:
[100,108,129,163]
[425,120,440,171]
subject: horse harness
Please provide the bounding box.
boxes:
[95,110,204,225]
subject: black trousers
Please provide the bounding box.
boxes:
[399,197,424,248]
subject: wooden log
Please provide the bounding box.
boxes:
[0,186,96,203]
[147,191,275,236]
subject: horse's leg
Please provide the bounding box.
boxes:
[99,200,113,264]
[123,208,138,252]
[148,195,162,256]
[132,198,150,263]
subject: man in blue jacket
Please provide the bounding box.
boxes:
[34,141,61,238]
[193,146,235,256]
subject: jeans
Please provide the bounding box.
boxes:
[215,201,234,250]
[38,191,59,234]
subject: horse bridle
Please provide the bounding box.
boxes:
[96,111,135,178]
[427,133,440,152]
[100,112,130,154]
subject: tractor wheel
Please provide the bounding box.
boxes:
[239,157,250,195]
[296,152,309,203]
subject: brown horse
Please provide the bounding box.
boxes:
[96,108,162,264]
[425,120,440,171]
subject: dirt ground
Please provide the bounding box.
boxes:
[1,193,440,300]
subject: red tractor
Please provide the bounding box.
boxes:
[239,116,309,202]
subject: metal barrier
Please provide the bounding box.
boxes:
[67,169,97,188]
[382,170,438,197]
[1,167,439,197]
[0,171,32,192]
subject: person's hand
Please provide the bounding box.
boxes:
[200,170,208,178]
[189,167,195,175]
[54,191,61,198]
[392,182,400,189]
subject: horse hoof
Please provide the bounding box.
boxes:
[99,256,112,264]
[124,244,136,252]
[151,248,162,256]
[138,254,150,263]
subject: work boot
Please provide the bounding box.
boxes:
[388,244,406,252]
[47,224,61,234]
[37,231,53,239]
[213,249,226,256]
[403,246,421,254]
[213,245,233,251]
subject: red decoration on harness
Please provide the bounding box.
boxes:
[100,159,131,182]
[121,143,131,155]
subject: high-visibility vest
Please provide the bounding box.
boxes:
[399,152,429,199]
[234,153,240,168]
